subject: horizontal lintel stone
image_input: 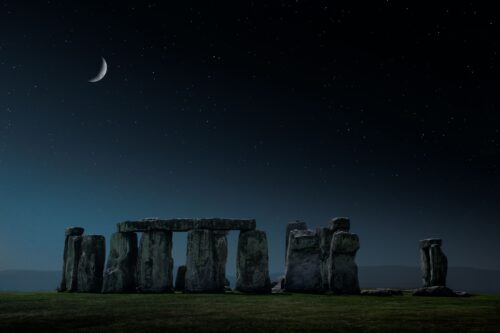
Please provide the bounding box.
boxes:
[117,218,256,232]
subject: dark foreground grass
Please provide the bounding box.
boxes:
[0,292,499,332]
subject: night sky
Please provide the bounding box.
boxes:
[1,1,499,275]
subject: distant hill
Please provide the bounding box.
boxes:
[1,266,499,294]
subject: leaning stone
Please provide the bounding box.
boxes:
[65,227,84,237]
[329,231,360,294]
[77,235,106,292]
[285,221,308,261]
[185,229,227,292]
[330,217,350,233]
[412,286,456,297]
[285,229,322,292]
[137,231,174,292]
[317,227,334,291]
[175,265,187,291]
[236,230,271,293]
[60,235,83,292]
[102,232,138,293]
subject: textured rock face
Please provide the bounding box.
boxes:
[361,289,403,296]
[60,235,83,292]
[77,235,106,292]
[185,229,228,292]
[175,265,187,291]
[102,232,138,293]
[317,227,334,291]
[137,231,174,292]
[413,286,456,297]
[329,231,360,294]
[330,217,350,233]
[285,221,308,261]
[236,230,271,293]
[285,229,322,292]
[118,218,256,232]
[420,238,448,287]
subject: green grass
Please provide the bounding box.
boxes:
[0,292,499,332]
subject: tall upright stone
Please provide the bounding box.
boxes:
[185,229,227,292]
[236,229,271,293]
[420,238,447,287]
[77,235,106,292]
[285,229,322,292]
[102,232,138,293]
[60,227,84,292]
[329,231,360,294]
[175,265,187,291]
[317,227,334,291]
[137,231,174,292]
[285,221,308,263]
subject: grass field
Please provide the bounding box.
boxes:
[0,292,499,332]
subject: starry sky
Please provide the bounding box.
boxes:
[1,1,499,275]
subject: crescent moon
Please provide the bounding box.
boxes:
[88,57,108,83]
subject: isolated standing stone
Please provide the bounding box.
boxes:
[330,217,350,233]
[59,227,85,292]
[175,265,187,291]
[329,231,360,294]
[420,238,447,287]
[185,229,227,292]
[137,231,174,292]
[61,234,83,292]
[77,235,106,292]
[317,227,334,291]
[285,229,322,292]
[236,229,271,293]
[285,221,308,262]
[102,232,138,293]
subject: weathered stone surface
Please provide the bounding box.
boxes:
[137,231,174,292]
[285,229,322,292]
[65,227,84,237]
[118,218,256,232]
[175,265,187,291]
[271,277,285,292]
[430,244,448,286]
[236,230,271,293]
[330,217,350,233]
[329,231,360,294]
[361,288,403,296]
[77,235,106,292]
[60,235,82,292]
[330,231,360,254]
[102,232,138,293]
[413,286,457,297]
[419,238,448,287]
[285,221,308,261]
[185,229,227,292]
[317,227,334,291]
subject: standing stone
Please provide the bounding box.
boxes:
[317,227,334,291]
[59,227,85,292]
[185,229,227,292]
[236,229,271,293]
[329,231,360,294]
[61,234,84,292]
[330,217,350,233]
[420,238,447,287]
[285,229,322,292]
[137,231,174,292]
[175,265,187,291]
[77,235,106,292]
[102,232,138,293]
[285,221,308,263]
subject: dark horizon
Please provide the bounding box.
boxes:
[1,1,499,274]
